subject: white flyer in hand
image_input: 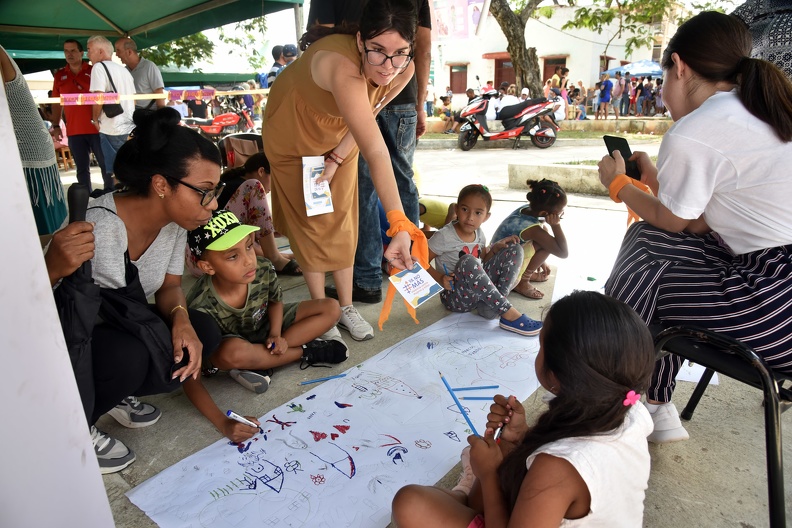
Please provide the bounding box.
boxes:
[388,262,443,308]
[302,156,333,217]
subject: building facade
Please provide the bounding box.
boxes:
[430,2,680,106]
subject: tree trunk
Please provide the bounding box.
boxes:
[489,0,544,97]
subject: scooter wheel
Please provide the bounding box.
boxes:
[530,126,557,149]
[458,129,478,151]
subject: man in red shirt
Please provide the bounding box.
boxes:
[50,39,107,192]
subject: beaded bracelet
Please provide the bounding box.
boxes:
[609,174,633,203]
[326,151,344,166]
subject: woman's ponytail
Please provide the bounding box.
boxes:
[663,12,792,142]
[736,56,792,141]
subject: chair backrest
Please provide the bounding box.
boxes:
[217,133,263,168]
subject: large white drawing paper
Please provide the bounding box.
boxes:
[302,156,333,217]
[127,313,540,528]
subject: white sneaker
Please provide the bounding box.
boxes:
[319,325,347,346]
[107,396,162,428]
[646,402,689,443]
[338,305,374,341]
[91,425,135,474]
[229,370,271,394]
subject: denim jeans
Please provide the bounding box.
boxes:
[354,103,419,290]
[100,133,128,187]
[68,133,107,192]
[620,93,630,115]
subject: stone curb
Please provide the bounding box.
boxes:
[508,163,605,196]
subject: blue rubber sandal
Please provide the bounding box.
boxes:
[499,314,542,336]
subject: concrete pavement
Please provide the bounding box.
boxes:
[63,140,789,527]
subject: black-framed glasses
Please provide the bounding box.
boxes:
[164,176,225,206]
[363,47,413,69]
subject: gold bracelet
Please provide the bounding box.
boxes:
[170,304,188,318]
[609,174,633,203]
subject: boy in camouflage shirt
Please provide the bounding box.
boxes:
[187,210,348,395]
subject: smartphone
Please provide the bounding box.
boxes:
[603,135,641,180]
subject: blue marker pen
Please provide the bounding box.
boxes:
[442,263,455,291]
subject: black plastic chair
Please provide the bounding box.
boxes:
[654,325,791,528]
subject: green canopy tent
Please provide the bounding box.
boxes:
[6,50,256,87]
[0,0,302,51]
[5,49,65,75]
[160,71,256,87]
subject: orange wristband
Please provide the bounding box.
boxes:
[609,174,633,203]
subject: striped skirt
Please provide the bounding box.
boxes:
[605,222,792,401]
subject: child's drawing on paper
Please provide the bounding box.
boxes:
[127,313,541,528]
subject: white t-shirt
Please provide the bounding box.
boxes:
[525,404,653,528]
[428,222,487,273]
[90,60,136,136]
[500,94,520,109]
[169,102,189,118]
[426,83,436,103]
[486,96,501,122]
[552,96,566,121]
[86,193,187,298]
[657,90,792,254]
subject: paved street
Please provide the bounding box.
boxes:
[413,138,662,202]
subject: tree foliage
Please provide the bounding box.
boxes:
[145,34,214,69]
[217,16,269,70]
[562,0,733,66]
[562,0,673,60]
[143,16,268,71]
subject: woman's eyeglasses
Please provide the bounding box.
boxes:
[164,176,225,206]
[363,47,412,69]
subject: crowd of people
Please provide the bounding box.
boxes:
[6,1,792,525]
[33,33,299,202]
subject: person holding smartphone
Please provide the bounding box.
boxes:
[597,12,792,445]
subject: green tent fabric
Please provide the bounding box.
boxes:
[161,71,256,86]
[0,0,301,51]
[5,49,65,74]
[7,49,256,83]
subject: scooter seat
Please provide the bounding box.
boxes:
[183,117,213,126]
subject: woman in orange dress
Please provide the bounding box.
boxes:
[263,0,418,342]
